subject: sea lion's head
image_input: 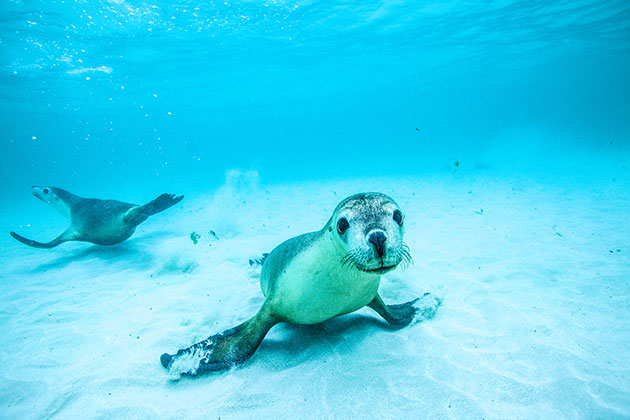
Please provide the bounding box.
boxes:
[32,186,58,204]
[31,186,71,218]
[328,192,411,275]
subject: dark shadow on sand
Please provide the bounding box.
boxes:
[28,229,182,272]
[166,313,398,382]
[250,313,406,372]
[31,241,150,272]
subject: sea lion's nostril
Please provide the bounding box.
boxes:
[368,231,387,257]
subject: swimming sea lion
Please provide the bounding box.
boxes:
[10,186,184,248]
[161,192,439,376]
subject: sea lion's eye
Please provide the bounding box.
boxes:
[393,210,403,226]
[43,188,50,194]
[337,217,349,235]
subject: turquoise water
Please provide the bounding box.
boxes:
[2,2,630,419]
[2,1,629,195]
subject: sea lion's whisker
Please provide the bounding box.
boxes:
[341,249,359,268]
[401,247,413,266]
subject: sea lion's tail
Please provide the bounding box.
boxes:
[124,193,184,225]
[10,231,67,249]
[249,253,270,266]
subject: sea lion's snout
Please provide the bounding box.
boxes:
[31,186,52,202]
[32,186,43,199]
[367,230,387,258]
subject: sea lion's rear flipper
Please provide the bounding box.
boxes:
[123,193,184,226]
[249,253,270,266]
[368,292,441,327]
[10,229,76,249]
[161,304,278,377]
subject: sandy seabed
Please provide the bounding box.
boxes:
[1,169,629,420]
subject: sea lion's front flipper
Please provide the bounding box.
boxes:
[161,304,278,377]
[123,193,184,226]
[368,292,441,327]
[9,229,76,249]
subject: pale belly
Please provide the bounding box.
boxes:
[265,245,381,325]
[76,216,136,245]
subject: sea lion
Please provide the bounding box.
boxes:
[161,192,440,376]
[10,186,184,248]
